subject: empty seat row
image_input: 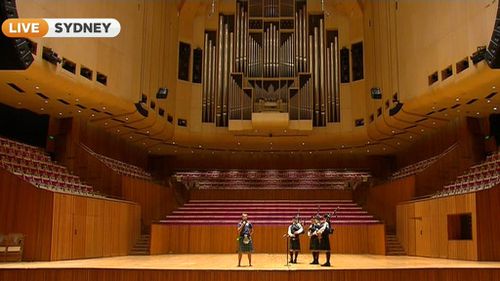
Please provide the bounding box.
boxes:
[161,200,380,225]
[81,144,153,180]
[391,143,458,180]
[0,136,97,197]
[433,150,500,198]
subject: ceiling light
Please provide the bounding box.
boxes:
[117,129,120,133]
[455,97,460,102]
[146,131,150,134]
[494,107,498,111]
[421,129,424,132]
[172,141,176,145]
[397,142,400,145]
[129,136,133,139]
[366,149,370,153]
[476,112,480,115]
[35,86,40,90]
[91,113,95,117]
[392,130,395,134]
[44,100,48,104]
[409,136,413,139]
[493,86,496,90]
[432,122,436,125]
[487,99,492,103]
[58,112,62,116]
[104,122,108,126]
[17,102,21,105]
[77,110,82,113]
[383,147,386,150]
[102,106,106,110]
[75,98,79,102]
[302,142,305,145]
[125,117,129,121]
[198,145,202,148]
[40,108,44,111]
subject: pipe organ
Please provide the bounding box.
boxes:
[202,0,341,127]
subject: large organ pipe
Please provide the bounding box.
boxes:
[216,16,223,126]
[334,36,340,122]
[295,11,299,73]
[228,33,234,123]
[235,3,239,72]
[202,33,208,121]
[222,25,229,126]
[313,28,320,125]
[326,43,331,122]
[303,10,307,72]
[319,19,325,125]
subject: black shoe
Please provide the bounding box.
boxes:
[310,260,319,265]
[293,259,297,264]
[289,260,294,264]
[321,262,331,267]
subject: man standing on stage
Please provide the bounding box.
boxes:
[287,216,304,263]
[317,213,333,267]
[307,215,321,264]
[237,213,253,267]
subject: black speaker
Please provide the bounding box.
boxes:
[340,47,350,83]
[351,42,363,81]
[156,87,168,99]
[178,42,191,81]
[192,48,202,83]
[0,0,34,70]
[371,87,382,99]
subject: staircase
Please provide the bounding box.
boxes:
[129,234,151,255]
[385,233,406,256]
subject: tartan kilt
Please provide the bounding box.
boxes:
[319,236,331,251]
[309,236,320,251]
[289,237,301,251]
[238,237,254,253]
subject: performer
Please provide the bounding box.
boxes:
[287,216,304,263]
[307,215,321,264]
[317,213,333,266]
[237,213,253,267]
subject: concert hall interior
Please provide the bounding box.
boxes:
[0,0,500,280]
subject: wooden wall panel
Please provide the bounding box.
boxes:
[354,176,415,230]
[121,177,180,227]
[2,268,500,281]
[0,168,53,261]
[189,189,353,200]
[150,224,385,255]
[50,193,141,261]
[396,192,478,260]
[476,185,500,261]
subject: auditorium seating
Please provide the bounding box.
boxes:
[433,150,500,197]
[175,169,371,189]
[390,143,458,180]
[0,136,96,196]
[160,200,379,225]
[82,144,153,180]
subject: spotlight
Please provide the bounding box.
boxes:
[156,87,168,99]
[471,46,486,65]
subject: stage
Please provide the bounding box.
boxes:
[1,254,500,281]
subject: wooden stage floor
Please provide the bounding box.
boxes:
[1,254,500,270]
[1,254,500,281]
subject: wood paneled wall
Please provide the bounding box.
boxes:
[150,224,385,255]
[122,176,180,227]
[394,117,485,197]
[189,189,353,200]
[51,194,140,261]
[476,185,500,261]
[2,268,500,281]
[396,193,478,260]
[0,169,53,261]
[0,168,141,261]
[354,176,415,230]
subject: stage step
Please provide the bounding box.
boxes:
[385,234,406,256]
[129,234,151,256]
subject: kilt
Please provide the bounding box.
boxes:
[319,236,331,251]
[289,237,301,251]
[309,236,320,251]
[238,236,254,253]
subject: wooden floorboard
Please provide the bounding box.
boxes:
[1,254,500,281]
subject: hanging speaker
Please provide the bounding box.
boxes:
[0,0,34,70]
